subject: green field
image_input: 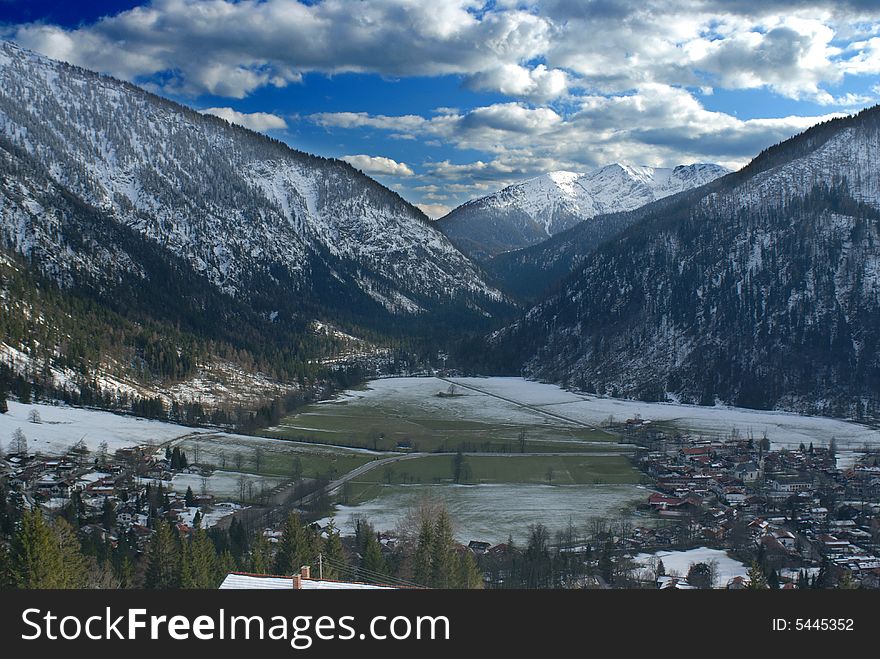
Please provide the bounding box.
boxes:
[175,433,375,480]
[338,454,639,505]
[267,403,619,453]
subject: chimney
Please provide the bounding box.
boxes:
[300,565,311,579]
[292,574,302,589]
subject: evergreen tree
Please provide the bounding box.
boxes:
[187,528,218,588]
[185,486,195,507]
[117,555,135,589]
[228,517,249,560]
[457,550,483,589]
[8,510,88,588]
[10,509,62,588]
[145,522,179,588]
[0,540,11,588]
[250,531,272,574]
[54,518,88,588]
[430,510,457,589]
[360,533,388,582]
[746,561,768,589]
[274,512,311,575]
[412,517,434,587]
[217,550,237,582]
[321,520,346,580]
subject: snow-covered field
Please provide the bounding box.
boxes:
[323,483,647,544]
[170,470,287,499]
[445,377,880,450]
[0,400,199,455]
[328,376,569,429]
[326,377,880,451]
[633,547,749,587]
[178,503,243,529]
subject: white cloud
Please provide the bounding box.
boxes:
[685,18,843,102]
[6,1,880,109]
[341,154,415,177]
[6,0,552,97]
[7,0,874,103]
[465,63,567,101]
[200,107,288,132]
[311,112,429,133]
[6,0,879,212]
[417,203,454,219]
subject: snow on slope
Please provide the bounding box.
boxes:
[438,163,729,259]
[0,40,502,315]
[0,400,200,455]
[497,106,880,414]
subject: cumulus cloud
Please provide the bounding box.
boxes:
[6,0,880,211]
[341,155,415,177]
[200,107,288,132]
[464,63,567,101]
[8,0,877,104]
[314,84,841,204]
[685,18,843,102]
[6,0,552,97]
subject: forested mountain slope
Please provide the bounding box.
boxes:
[490,106,880,418]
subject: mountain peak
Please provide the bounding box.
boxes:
[437,161,730,260]
[489,103,880,414]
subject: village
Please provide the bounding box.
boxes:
[617,419,880,588]
[1,404,880,590]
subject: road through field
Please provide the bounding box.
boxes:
[439,376,619,438]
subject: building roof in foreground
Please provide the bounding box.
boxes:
[219,572,395,590]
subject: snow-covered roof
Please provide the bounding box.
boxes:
[219,573,395,590]
[220,574,295,590]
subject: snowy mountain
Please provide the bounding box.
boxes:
[436,163,729,260]
[0,41,504,324]
[487,107,880,417]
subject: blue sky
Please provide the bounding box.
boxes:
[2,1,880,216]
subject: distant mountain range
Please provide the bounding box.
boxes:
[487,106,880,418]
[436,163,729,261]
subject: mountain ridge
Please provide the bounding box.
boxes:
[486,104,880,418]
[0,40,505,323]
[436,161,729,261]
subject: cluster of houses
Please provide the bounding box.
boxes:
[0,443,233,551]
[632,427,880,588]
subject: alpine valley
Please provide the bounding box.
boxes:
[0,41,508,418]
[1,40,880,424]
